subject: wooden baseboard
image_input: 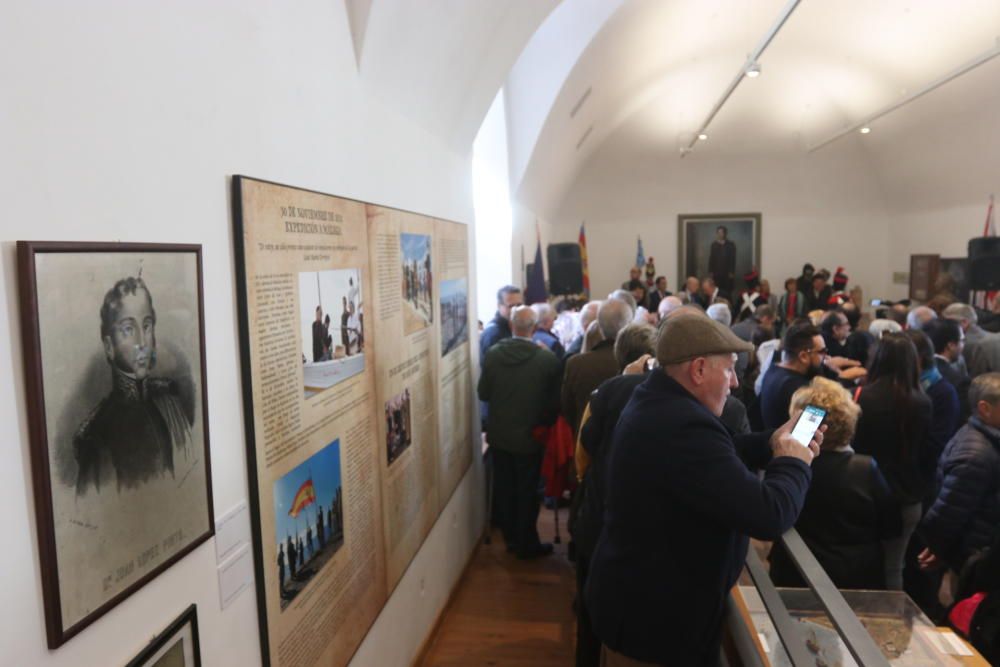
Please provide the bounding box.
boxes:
[409,536,485,667]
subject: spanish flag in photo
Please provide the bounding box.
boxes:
[288,478,317,518]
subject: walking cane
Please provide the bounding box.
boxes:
[483,442,493,545]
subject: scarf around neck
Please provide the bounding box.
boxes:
[919,365,943,392]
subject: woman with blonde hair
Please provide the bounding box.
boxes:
[769,377,900,589]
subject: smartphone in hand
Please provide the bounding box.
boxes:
[790,405,826,447]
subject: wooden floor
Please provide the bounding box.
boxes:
[418,510,577,667]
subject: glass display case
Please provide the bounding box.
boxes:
[723,529,984,666]
[740,586,964,666]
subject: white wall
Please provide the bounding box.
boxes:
[544,136,894,303]
[0,2,483,665]
[473,91,515,324]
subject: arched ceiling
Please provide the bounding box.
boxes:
[350,0,559,153]
[508,0,1000,220]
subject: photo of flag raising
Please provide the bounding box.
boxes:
[288,479,316,518]
[273,439,345,610]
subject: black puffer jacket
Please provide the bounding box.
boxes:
[919,418,1000,570]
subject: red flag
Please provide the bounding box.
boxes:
[288,479,316,518]
[579,223,590,298]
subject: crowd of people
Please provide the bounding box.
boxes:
[476,262,1000,665]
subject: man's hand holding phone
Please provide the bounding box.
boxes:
[771,408,825,465]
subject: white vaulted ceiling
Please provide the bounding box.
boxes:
[504,0,1000,219]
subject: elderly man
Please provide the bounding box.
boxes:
[920,373,1000,575]
[706,303,731,327]
[907,305,937,330]
[656,294,683,321]
[530,302,565,360]
[732,304,776,343]
[820,309,852,358]
[478,306,561,559]
[562,299,632,436]
[945,303,1000,378]
[678,276,702,305]
[566,301,601,358]
[585,314,819,666]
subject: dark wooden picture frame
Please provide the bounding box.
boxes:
[17,242,214,648]
[677,213,762,298]
[909,253,940,302]
[126,604,202,667]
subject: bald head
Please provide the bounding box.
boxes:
[510,305,538,336]
[657,295,683,319]
[598,299,632,341]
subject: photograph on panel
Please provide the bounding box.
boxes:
[273,439,345,610]
[439,277,469,357]
[298,268,365,399]
[400,233,433,334]
[384,388,413,466]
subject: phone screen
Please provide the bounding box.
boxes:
[790,405,826,447]
[870,299,883,307]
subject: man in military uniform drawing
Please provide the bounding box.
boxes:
[74,276,193,495]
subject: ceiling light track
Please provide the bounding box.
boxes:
[682,0,802,157]
[809,37,1000,152]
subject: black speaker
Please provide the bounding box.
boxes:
[547,243,583,295]
[969,237,1000,290]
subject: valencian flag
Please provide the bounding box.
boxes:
[636,236,645,271]
[524,224,548,304]
[288,478,317,518]
[579,223,590,297]
[983,194,997,309]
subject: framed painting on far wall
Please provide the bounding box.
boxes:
[678,213,762,300]
[17,242,214,648]
[127,604,201,667]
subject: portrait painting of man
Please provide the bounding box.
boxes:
[18,242,213,648]
[678,213,761,301]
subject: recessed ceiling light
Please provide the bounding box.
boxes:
[745,62,761,78]
[698,133,708,141]
[859,126,871,134]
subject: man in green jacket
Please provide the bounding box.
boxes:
[479,305,562,558]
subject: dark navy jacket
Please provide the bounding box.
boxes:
[920,418,1000,570]
[584,371,811,665]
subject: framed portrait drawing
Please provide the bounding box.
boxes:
[678,213,762,299]
[127,604,202,667]
[17,242,214,648]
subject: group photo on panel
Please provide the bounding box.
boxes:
[477,209,1000,666]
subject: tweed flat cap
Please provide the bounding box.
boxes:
[656,314,753,365]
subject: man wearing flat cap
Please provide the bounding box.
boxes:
[585,315,822,666]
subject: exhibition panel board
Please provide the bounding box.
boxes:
[232,176,474,667]
[434,219,474,512]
